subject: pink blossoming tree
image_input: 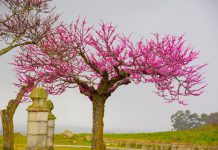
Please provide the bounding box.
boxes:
[12,19,206,150]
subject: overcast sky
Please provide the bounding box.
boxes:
[0,0,218,132]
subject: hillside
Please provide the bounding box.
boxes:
[53,123,218,149]
[0,123,217,149]
[103,123,218,146]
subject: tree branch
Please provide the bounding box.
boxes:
[78,49,101,74]
[107,78,131,94]
[0,85,30,118]
[73,76,96,97]
[0,41,36,55]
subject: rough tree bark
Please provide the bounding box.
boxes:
[91,95,106,150]
[0,86,29,150]
[0,100,16,150]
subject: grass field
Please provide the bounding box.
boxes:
[0,123,217,149]
[104,123,218,145]
[0,145,90,150]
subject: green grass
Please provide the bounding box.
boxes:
[0,133,26,145]
[0,145,90,150]
[0,123,217,149]
[104,123,218,145]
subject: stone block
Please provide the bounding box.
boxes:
[28,121,48,134]
[47,127,54,137]
[37,112,48,121]
[28,112,48,121]
[28,112,37,121]
[63,130,73,138]
[48,120,55,127]
[47,136,54,146]
[26,135,47,148]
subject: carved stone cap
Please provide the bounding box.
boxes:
[30,87,48,99]
[28,87,48,109]
[46,99,54,110]
[46,99,56,120]
[27,108,49,112]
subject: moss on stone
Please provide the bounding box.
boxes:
[46,99,54,109]
[28,103,40,109]
[46,99,56,120]
[28,87,48,109]
[48,114,56,120]
[30,87,48,99]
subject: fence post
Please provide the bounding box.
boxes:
[26,87,49,150]
[46,99,56,150]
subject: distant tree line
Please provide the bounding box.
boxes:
[171,110,218,131]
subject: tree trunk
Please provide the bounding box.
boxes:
[0,108,14,150]
[91,95,106,150]
[0,86,30,150]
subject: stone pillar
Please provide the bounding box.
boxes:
[46,100,56,150]
[26,87,49,150]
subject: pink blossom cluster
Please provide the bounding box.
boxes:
[12,18,206,104]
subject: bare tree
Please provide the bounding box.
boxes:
[0,0,59,55]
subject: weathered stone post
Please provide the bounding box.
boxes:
[46,100,56,150]
[26,87,49,150]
